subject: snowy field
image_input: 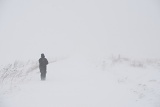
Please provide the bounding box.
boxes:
[1,55,160,107]
[1,0,160,107]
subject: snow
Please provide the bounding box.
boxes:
[1,56,160,107]
[1,0,160,107]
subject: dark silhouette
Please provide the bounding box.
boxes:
[39,53,48,80]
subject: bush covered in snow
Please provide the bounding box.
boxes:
[0,60,39,94]
[0,56,66,94]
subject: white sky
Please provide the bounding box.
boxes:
[0,0,160,63]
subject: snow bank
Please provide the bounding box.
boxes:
[95,55,160,106]
[1,55,160,107]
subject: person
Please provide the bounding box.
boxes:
[39,53,48,80]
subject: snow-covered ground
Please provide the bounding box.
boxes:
[1,0,160,107]
[1,55,160,107]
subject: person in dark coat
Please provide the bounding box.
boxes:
[39,53,48,80]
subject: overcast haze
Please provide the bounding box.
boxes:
[0,0,160,63]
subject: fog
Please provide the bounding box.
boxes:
[0,0,160,64]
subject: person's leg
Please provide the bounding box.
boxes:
[40,68,46,81]
[42,72,45,80]
[41,72,43,80]
[41,71,46,80]
[43,68,47,80]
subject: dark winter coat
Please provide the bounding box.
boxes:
[39,57,48,71]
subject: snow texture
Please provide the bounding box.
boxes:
[0,0,160,107]
[1,55,160,107]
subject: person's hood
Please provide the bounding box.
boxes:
[41,54,45,58]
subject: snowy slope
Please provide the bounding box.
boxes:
[1,56,160,107]
[1,0,160,107]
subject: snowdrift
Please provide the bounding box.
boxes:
[0,55,160,107]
